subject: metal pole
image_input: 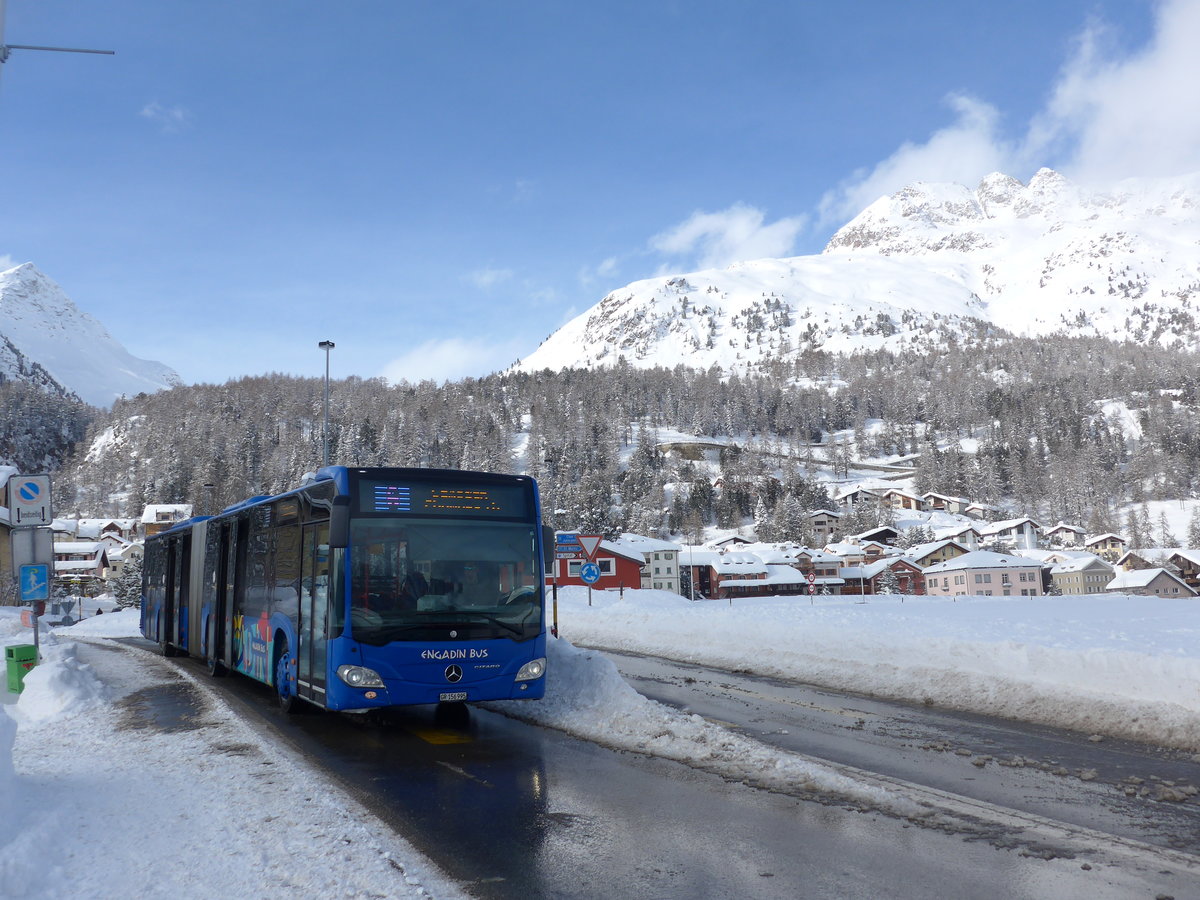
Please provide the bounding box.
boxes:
[318,340,334,466]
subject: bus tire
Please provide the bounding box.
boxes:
[207,656,227,677]
[161,642,177,658]
[274,641,301,715]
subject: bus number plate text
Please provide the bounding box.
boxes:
[439,691,468,702]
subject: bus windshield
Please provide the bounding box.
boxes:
[348,518,542,645]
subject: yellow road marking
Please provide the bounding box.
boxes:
[410,726,474,745]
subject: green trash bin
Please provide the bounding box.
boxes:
[5,644,38,694]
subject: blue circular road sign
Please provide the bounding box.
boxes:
[580,562,601,584]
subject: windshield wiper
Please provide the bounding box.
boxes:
[428,610,524,636]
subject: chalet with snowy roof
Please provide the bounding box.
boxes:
[923,550,1045,597]
[979,517,1042,550]
[1165,550,1200,592]
[53,541,110,582]
[964,502,1001,520]
[1115,549,1167,571]
[882,488,922,511]
[1049,555,1114,596]
[835,487,885,510]
[1042,522,1086,547]
[840,557,924,596]
[804,509,841,543]
[141,504,194,538]
[825,540,890,566]
[852,525,900,547]
[1105,567,1196,597]
[904,539,968,569]
[1084,533,1128,562]
[718,563,843,600]
[106,538,143,577]
[935,524,981,550]
[710,535,752,550]
[921,492,971,515]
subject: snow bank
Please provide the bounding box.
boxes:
[486,636,927,815]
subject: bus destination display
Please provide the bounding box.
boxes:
[359,479,528,518]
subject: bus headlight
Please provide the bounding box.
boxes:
[515,658,546,681]
[337,665,386,688]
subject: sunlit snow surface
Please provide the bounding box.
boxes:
[3,589,1199,898]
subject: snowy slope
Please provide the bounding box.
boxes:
[0,263,180,407]
[516,169,1200,375]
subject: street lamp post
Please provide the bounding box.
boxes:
[319,340,335,467]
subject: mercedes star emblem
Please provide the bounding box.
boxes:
[445,665,463,683]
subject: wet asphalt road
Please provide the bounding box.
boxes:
[129,641,1200,898]
[602,648,1200,855]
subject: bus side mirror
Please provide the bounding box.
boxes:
[330,496,350,549]
[542,525,554,568]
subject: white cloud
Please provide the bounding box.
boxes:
[1032,0,1200,185]
[819,0,1200,224]
[578,255,620,289]
[819,94,1017,227]
[379,336,528,384]
[650,204,806,271]
[0,255,16,272]
[140,102,192,133]
[465,267,514,290]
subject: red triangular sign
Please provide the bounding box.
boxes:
[578,535,602,559]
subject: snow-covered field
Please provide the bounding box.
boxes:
[2,588,1199,898]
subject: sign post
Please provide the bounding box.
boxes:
[8,473,54,659]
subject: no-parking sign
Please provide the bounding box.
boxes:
[8,474,52,526]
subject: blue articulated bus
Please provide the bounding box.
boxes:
[141,466,551,713]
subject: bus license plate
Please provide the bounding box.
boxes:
[439,691,467,702]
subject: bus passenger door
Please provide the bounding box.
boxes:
[210,522,233,669]
[297,522,331,704]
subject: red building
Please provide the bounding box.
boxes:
[548,539,644,590]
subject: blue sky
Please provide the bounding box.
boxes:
[1,0,1191,387]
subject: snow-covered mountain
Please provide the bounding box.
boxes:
[516,169,1200,374]
[0,263,180,407]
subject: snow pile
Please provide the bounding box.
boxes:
[486,638,924,815]
[543,588,1200,750]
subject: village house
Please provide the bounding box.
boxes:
[921,492,971,515]
[1049,555,1115,595]
[1105,567,1197,597]
[141,504,194,538]
[1042,522,1087,547]
[850,526,900,547]
[935,524,982,550]
[1085,533,1129,562]
[964,501,1001,520]
[840,557,924,596]
[904,539,968,569]
[1166,550,1200,593]
[53,541,110,594]
[979,517,1042,550]
[610,533,683,594]
[824,540,891,566]
[923,550,1045,597]
[882,488,923,511]
[803,509,841,544]
[548,538,645,591]
[834,487,885,511]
